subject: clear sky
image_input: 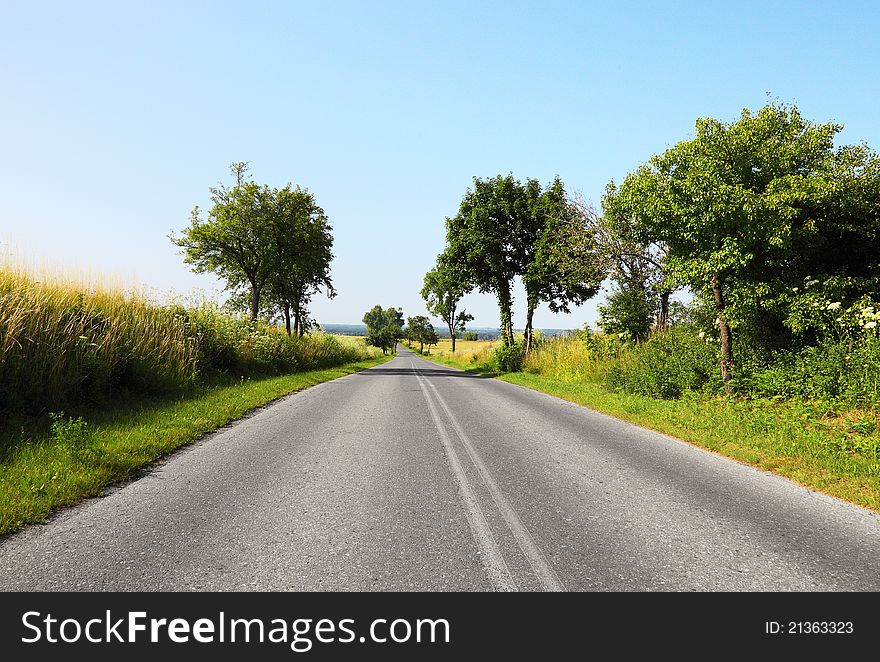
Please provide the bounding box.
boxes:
[2,1,879,329]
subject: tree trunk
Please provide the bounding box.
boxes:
[419,338,424,353]
[524,299,536,354]
[658,290,670,332]
[498,282,514,346]
[250,284,261,320]
[292,299,301,337]
[711,276,734,394]
[449,322,456,353]
[283,300,292,335]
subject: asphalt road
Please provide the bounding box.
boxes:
[2,346,879,591]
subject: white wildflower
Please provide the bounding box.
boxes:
[698,331,705,339]
[865,321,877,330]
[792,287,798,293]
[827,302,841,311]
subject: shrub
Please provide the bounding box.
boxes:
[744,335,880,405]
[492,340,524,372]
[605,326,720,399]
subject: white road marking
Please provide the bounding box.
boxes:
[412,358,565,592]
[411,362,517,592]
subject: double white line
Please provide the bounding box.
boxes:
[411,360,564,592]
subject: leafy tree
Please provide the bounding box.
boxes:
[596,188,678,332]
[597,276,654,341]
[444,175,525,346]
[363,305,404,354]
[424,326,440,353]
[461,331,479,341]
[611,104,839,392]
[173,163,276,319]
[521,178,605,352]
[762,143,880,341]
[265,186,335,335]
[421,256,473,353]
[445,174,603,351]
[406,315,432,353]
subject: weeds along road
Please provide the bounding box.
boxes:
[2,346,880,591]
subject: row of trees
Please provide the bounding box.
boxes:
[361,306,444,354]
[603,104,880,392]
[362,305,404,354]
[424,104,880,393]
[424,175,606,353]
[173,163,334,335]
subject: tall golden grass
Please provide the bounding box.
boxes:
[0,264,377,412]
[523,334,626,384]
[0,265,197,410]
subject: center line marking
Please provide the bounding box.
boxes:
[412,358,565,592]
[412,362,516,592]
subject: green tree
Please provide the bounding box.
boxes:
[421,256,473,353]
[424,326,440,353]
[406,315,431,353]
[612,104,839,392]
[172,163,276,320]
[363,305,404,354]
[521,178,605,353]
[445,174,603,351]
[444,175,525,346]
[265,186,335,335]
[597,188,678,332]
[597,276,653,340]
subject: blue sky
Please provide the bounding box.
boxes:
[2,1,878,328]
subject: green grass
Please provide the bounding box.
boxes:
[418,352,880,512]
[0,354,392,535]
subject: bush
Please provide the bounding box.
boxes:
[605,326,720,399]
[492,340,524,372]
[744,335,880,405]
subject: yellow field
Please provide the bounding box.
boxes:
[412,337,496,369]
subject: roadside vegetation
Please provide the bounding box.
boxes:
[414,103,880,510]
[0,162,388,533]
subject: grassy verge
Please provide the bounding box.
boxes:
[417,352,880,512]
[0,354,392,535]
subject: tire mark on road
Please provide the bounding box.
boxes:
[412,362,517,592]
[414,361,565,592]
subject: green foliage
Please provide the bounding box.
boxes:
[461,331,479,341]
[363,305,404,354]
[49,412,88,446]
[610,103,843,389]
[605,327,720,399]
[522,178,605,342]
[262,186,335,336]
[172,163,335,324]
[491,340,524,372]
[406,315,435,353]
[597,278,653,340]
[444,174,604,348]
[444,175,524,345]
[422,257,472,348]
[745,334,880,406]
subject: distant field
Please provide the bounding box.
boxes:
[411,338,497,369]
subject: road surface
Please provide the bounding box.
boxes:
[2,346,879,591]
